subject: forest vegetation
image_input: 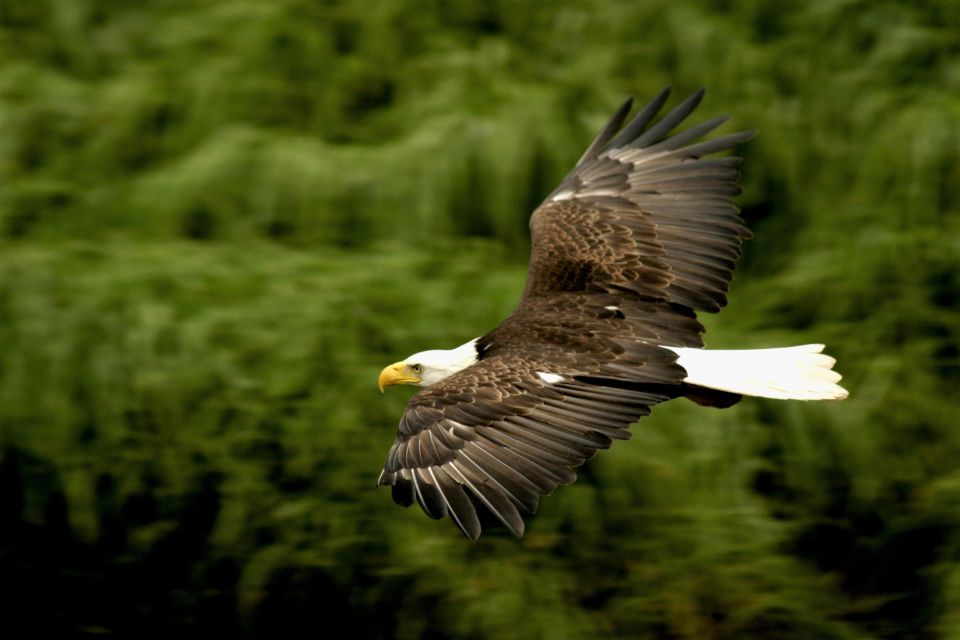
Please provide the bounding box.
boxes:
[1,0,959,637]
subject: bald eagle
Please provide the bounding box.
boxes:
[377,87,847,540]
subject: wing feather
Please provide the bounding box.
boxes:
[428,466,481,540]
[450,456,526,537]
[412,468,446,519]
[460,446,539,513]
[475,427,578,482]
[574,97,635,168]
[606,86,673,150]
[630,88,705,148]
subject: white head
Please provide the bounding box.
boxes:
[379,338,479,391]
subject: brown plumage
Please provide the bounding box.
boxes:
[379,87,758,540]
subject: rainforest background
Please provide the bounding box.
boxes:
[1,1,959,637]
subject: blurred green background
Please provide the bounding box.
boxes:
[1,0,959,637]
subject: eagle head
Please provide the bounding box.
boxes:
[379,338,479,391]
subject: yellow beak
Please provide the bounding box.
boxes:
[379,361,421,392]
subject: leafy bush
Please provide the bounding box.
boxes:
[1,0,959,637]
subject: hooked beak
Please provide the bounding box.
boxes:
[378,361,421,392]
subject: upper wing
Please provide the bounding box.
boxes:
[524,87,755,316]
[377,350,676,540]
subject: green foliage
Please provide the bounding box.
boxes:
[1,0,959,637]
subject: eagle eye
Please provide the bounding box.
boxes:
[411,364,423,374]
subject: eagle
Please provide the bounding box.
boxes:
[377,87,847,540]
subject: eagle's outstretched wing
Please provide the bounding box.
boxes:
[526,86,754,315]
[379,87,754,539]
[378,354,674,540]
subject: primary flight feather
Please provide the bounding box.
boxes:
[377,86,848,540]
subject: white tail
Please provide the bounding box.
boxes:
[664,344,849,401]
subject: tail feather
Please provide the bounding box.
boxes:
[665,344,849,401]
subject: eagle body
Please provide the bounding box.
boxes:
[377,87,847,540]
